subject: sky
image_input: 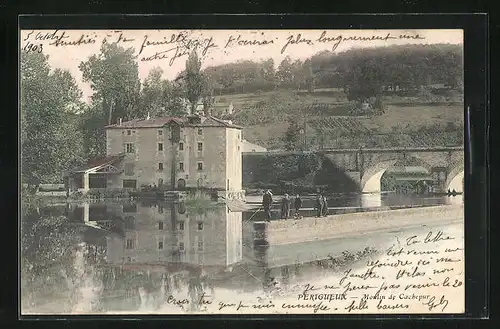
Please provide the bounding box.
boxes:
[20,29,463,102]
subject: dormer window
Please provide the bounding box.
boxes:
[187,115,202,125]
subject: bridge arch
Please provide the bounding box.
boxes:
[444,163,464,193]
[360,156,433,193]
[361,160,398,193]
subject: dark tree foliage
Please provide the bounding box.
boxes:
[283,120,303,151]
[203,44,462,96]
[21,52,85,189]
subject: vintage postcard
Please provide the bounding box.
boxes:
[20,28,464,315]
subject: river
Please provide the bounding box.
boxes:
[20,193,463,315]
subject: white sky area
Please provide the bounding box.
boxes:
[20,29,463,102]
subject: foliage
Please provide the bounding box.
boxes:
[204,44,462,96]
[79,43,141,126]
[283,120,304,151]
[243,153,320,186]
[80,103,107,160]
[21,52,85,188]
[184,51,205,115]
[140,67,187,118]
[381,173,431,194]
[84,188,130,199]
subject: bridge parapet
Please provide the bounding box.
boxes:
[243,147,464,194]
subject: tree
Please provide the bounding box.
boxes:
[141,67,166,118]
[79,43,141,125]
[341,57,384,104]
[260,58,276,89]
[283,120,303,151]
[21,52,85,191]
[201,74,215,116]
[164,79,189,116]
[80,103,107,160]
[276,56,294,87]
[184,51,205,115]
[303,59,315,92]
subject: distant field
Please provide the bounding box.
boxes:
[360,104,463,132]
[212,89,463,149]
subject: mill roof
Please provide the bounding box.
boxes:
[105,115,242,129]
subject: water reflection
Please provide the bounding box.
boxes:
[21,201,244,314]
[21,194,463,314]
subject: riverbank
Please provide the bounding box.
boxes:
[253,204,464,246]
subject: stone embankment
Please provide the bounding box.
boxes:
[253,204,464,246]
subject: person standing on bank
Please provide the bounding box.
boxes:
[322,195,329,217]
[315,194,324,218]
[262,190,273,222]
[281,194,291,219]
[294,194,302,219]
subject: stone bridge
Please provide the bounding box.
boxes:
[243,146,464,193]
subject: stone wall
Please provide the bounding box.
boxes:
[106,127,174,189]
[105,124,242,192]
[254,204,464,246]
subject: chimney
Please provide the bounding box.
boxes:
[118,118,122,125]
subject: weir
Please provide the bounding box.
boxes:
[252,204,463,246]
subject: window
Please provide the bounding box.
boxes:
[197,241,203,252]
[124,163,134,176]
[158,241,164,250]
[127,130,131,136]
[179,242,185,251]
[179,162,184,171]
[198,128,203,135]
[158,143,163,152]
[126,239,134,249]
[123,179,137,189]
[197,222,204,231]
[179,142,184,151]
[158,221,164,230]
[123,204,137,213]
[125,143,135,153]
[158,130,163,135]
[179,222,184,231]
[197,162,203,171]
[158,162,163,171]
[197,142,203,152]
[124,216,135,230]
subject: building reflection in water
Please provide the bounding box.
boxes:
[66,200,242,312]
[102,201,242,268]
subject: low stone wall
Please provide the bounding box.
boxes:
[254,204,464,246]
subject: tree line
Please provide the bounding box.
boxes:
[205,44,463,102]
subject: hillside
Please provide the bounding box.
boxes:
[211,89,464,150]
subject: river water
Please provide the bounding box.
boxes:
[20,193,463,315]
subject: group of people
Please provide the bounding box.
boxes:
[261,190,329,222]
[315,194,329,218]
